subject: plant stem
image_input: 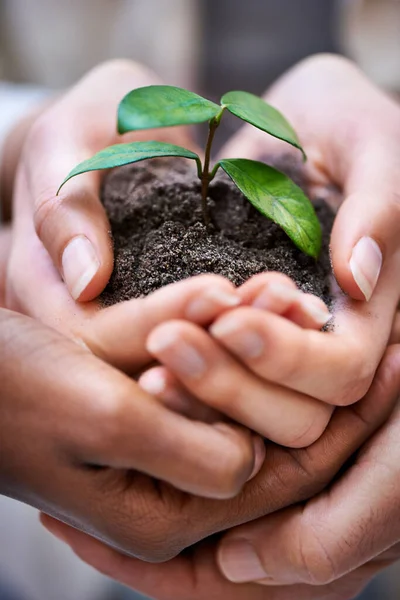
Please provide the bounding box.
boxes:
[200,116,220,225]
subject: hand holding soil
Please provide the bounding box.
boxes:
[6,55,399,412]
[3,53,400,600]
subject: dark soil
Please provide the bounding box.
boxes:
[100,157,334,307]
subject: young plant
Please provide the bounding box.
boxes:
[58,86,321,257]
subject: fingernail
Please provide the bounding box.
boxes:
[218,538,266,583]
[248,436,266,481]
[62,236,100,300]
[186,289,240,321]
[210,320,264,359]
[146,329,206,378]
[139,369,167,396]
[139,368,195,414]
[252,283,298,310]
[350,237,382,301]
[300,297,332,326]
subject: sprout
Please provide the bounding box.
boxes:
[58,86,321,257]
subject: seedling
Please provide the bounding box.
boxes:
[58,86,321,257]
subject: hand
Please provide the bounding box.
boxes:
[5,59,196,326]
[6,55,397,417]
[214,346,400,600]
[0,277,267,561]
[143,272,336,448]
[223,53,400,304]
[186,53,400,412]
[143,261,393,447]
[1,54,364,450]
[39,346,400,599]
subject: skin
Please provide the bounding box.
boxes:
[40,345,400,600]
[2,226,397,573]
[3,55,400,445]
[2,53,400,597]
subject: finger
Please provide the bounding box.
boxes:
[139,366,221,423]
[319,72,400,303]
[157,347,398,557]
[270,56,400,305]
[256,560,394,600]
[19,61,159,301]
[239,272,332,329]
[209,302,388,405]
[331,149,400,303]
[79,373,262,499]
[40,517,274,600]
[19,60,198,302]
[221,54,400,307]
[147,320,332,447]
[0,308,259,500]
[6,165,98,327]
[40,342,397,564]
[41,515,385,600]
[80,274,241,371]
[140,364,267,482]
[138,365,265,482]
[217,346,400,584]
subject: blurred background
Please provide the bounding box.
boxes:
[0,1,399,599]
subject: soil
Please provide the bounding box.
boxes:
[100,157,334,307]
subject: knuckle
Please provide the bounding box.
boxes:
[333,362,374,406]
[295,521,340,585]
[104,511,183,562]
[33,191,64,241]
[285,405,332,449]
[210,432,254,498]
[80,385,129,457]
[321,344,375,406]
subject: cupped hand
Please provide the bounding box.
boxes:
[39,346,400,599]
[0,277,267,559]
[199,54,400,410]
[223,53,400,304]
[143,272,335,448]
[4,229,383,574]
[216,345,400,599]
[5,59,197,326]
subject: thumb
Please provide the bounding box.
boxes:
[330,133,400,303]
[217,345,400,585]
[20,60,194,302]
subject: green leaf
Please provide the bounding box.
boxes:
[57,141,201,193]
[221,91,306,160]
[218,158,321,257]
[118,85,221,134]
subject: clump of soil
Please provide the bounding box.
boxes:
[100,157,334,307]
